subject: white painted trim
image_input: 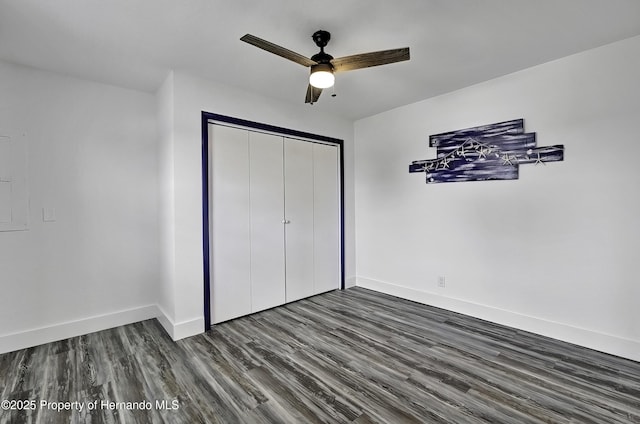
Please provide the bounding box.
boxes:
[356,276,640,362]
[153,305,204,341]
[345,276,357,288]
[172,317,205,340]
[155,304,175,339]
[0,305,206,354]
[0,305,159,354]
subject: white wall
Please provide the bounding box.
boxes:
[157,71,356,339]
[0,60,160,353]
[354,35,640,361]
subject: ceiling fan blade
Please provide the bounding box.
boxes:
[305,84,322,104]
[331,47,410,72]
[240,34,317,67]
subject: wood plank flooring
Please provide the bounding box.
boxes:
[1,287,639,423]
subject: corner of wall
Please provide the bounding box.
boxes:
[156,70,177,329]
[154,303,204,341]
[345,276,357,288]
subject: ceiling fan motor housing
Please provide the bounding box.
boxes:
[312,30,331,49]
[311,30,333,66]
[311,51,334,64]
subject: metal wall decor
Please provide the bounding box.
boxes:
[409,119,564,184]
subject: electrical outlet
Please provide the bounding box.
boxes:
[43,207,56,222]
[437,276,446,288]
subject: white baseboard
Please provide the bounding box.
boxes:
[0,305,159,354]
[155,304,175,339]
[155,305,204,341]
[356,276,640,362]
[0,305,206,354]
[173,317,205,340]
[345,276,357,288]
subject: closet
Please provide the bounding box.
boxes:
[209,124,340,324]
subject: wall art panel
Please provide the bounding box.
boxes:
[409,119,564,184]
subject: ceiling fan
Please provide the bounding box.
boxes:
[240,30,410,104]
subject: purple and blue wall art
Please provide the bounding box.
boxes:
[409,119,564,184]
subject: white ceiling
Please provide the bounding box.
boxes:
[1,0,640,120]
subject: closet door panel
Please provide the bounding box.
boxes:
[249,132,286,312]
[313,143,340,293]
[210,125,252,323]
[284,139,315,302]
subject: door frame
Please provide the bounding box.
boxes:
[201,111,345,330]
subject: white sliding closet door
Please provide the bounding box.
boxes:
[249,132,285,312]
[284,138,315,302]
[313,143,340,294]
[210,125,251,323]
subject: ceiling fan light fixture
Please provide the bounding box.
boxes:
[240,31,410,104]
[309,63,335,89]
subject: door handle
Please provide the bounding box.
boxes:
[282,220,291,224]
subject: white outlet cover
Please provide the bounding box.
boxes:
[43,207,56,222]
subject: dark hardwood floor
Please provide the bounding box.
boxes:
[1,287,639,423]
